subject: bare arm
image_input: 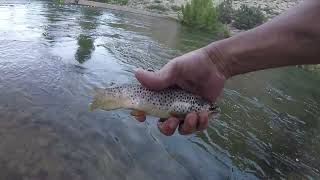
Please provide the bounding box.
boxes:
[205,0,320,78]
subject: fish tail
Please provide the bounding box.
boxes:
[89,88,106,112]
[89,87,122,111]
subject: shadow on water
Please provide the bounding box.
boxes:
[0,1,319,180]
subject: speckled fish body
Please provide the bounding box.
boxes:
[90,84,218,118]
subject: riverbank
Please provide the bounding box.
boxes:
[68,0,302,19]
[79,0,167,18]
[85,0,302,19]
[66,0,301,35]
[65,0,178,20]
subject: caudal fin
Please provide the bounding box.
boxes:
[89,88,105,112]
[89,87,122,111]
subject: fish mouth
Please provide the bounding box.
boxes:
[208,104,220,118]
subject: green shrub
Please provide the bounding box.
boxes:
[233,4,266,30]
[220,24,231,38]
[179,0,219,31]
[217,0,234,24]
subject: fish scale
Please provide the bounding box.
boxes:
[90,84,219,119]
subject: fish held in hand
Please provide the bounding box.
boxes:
[90,84,219,119]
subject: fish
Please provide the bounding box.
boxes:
[89,84,219,119]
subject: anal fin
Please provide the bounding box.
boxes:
[130,110,146,117]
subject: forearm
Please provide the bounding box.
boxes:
[204,0,320,78]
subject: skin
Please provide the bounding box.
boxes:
[134,0,320,136]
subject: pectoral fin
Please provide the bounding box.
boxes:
[130,110,146,117]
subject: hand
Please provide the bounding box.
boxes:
[134,47,226,136]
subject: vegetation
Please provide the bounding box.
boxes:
[178,0,265,32]
[179,0,220,31]
[233,4,266,30]
[217,0,233,24]
[220,24,231,38]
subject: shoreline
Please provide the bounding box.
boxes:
[66,0,300,36]
[66,0,179,20]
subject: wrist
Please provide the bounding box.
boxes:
[203,40,236,79]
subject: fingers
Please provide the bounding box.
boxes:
[178,112,209,135]
[197,111,209,131]
[134,111,208,136]
[178,113,198,135]
[134,61,177,90]
[157,117,180,136]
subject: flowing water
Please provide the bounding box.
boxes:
[0,1,319,179]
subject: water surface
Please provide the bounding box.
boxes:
[0,1,319,179]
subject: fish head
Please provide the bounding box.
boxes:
[208,103,219,117]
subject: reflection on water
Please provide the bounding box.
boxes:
[0,1,319,180]
[75,7,102,63]
[75,34,95,63]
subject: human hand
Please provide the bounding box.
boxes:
[134,47,227,136]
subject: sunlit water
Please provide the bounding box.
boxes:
[0,1,319,179]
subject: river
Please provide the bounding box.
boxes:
[0,1,319,179]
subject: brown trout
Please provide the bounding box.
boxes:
[90,84,219,119]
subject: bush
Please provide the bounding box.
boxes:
[220,24,231,38]
[179,0,219,31]
[233,4,266,30]
[217,0,234,24]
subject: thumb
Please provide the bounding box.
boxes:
[134,62,177,90]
